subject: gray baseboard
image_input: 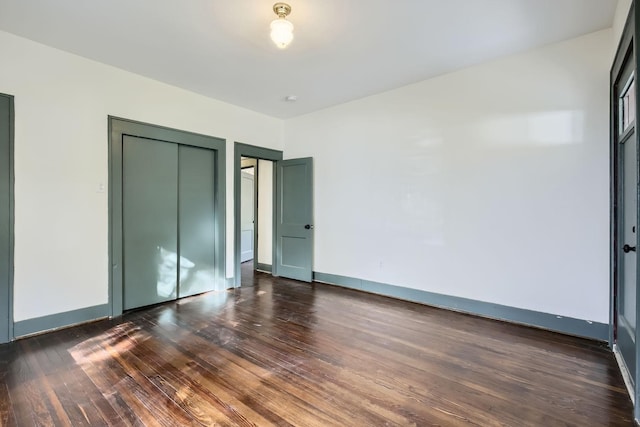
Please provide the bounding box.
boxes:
[256,263,272,273]
[313,272,609,342]
[13,304,110,339]
[12,274,608,342]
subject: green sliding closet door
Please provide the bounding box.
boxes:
[122,135,178,310]
[178,145,217,298]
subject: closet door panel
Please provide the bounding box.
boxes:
[178,145,217,297]
[122,135,178,310]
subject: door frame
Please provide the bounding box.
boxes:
[233,142,282,286]
[0,94,14,343]
[109,117,226,316]
[610,2,640,417]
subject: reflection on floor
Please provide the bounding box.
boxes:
[0,272,634,425]
[240,260,254,287]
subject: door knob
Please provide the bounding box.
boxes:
[304,224,314,230]
[623,244,636,253]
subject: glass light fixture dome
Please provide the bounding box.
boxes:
[270,3,294,49]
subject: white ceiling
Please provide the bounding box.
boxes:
[0,0,618,118]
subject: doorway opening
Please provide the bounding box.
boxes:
[240,160,256,268]
[233,143,283,286]
[233,143,314,285]
[239,157,274,286]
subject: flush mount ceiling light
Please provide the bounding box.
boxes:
[270,2,294,49]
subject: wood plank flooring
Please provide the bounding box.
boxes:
[0,270,634,426]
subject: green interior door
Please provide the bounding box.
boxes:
[0,95,11,343]
[275,157,313,282]
[123,135,178,310]
[619,125,638,382]
[616,55,638,385]
[178,145,218,297]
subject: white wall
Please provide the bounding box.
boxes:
[613,0,632,52]
[0,25,617,325]
[284,29,612,323]
[0,30,283,322]
[257,159,273,265]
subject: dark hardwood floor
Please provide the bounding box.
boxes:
[0,271,634,426]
